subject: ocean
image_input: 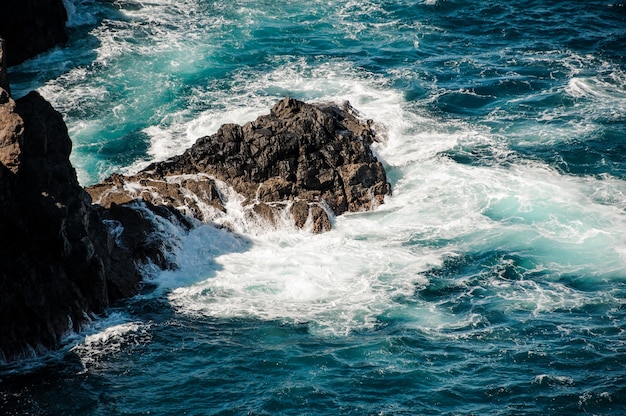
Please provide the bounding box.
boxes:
[2,0,626,414]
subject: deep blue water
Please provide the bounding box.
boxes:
[2,0,626,414]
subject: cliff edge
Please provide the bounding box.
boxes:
[0,87,109,360]
[0,38,185,361]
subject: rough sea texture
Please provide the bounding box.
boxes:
[2,0,626,414]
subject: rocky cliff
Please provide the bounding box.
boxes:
[0,87,106,360]
[0,87,189,361]
[0,37,187,361]
[0,0,68,66]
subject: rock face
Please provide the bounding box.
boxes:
[88,97,391,233]
[0,87,189,361]
[0,0,68,66]
[0,38,9,94]
[0,88,106,360]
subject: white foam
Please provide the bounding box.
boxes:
[151,54,626,336]
[565,73,626,120]
[62,0,99,27]
[167,229,433,336]
[69,312,150,370]
[14,0,626,338]
[532,374,575,386]
[136,58,410,170]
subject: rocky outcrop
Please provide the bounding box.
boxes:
[0,91,187,361]
[88,97,391,233]
[0,0,68,66]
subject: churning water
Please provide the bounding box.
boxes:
[2,0,626,414]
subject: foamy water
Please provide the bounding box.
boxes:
[3,0,626,414]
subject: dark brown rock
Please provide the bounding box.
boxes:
[95,201,192,301]
[0,90,22,173]
[0,91,108,361]
[0,94,390,362]
[88,97,391,232]
[88,173,224,224]
[290,200,310,229]
[0,87,188,362]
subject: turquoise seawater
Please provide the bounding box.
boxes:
[2,0,626,414]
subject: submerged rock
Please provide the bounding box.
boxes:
[88,97,391,233]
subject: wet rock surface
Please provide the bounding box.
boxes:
[88,97,391,233]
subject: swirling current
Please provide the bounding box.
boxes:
[2,0,626,414]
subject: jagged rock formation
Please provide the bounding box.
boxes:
[0,88,189,361]
[88,97,391,233]
[0,0,68,66]
[0,87,105,360]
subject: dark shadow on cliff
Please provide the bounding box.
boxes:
[0,0,68,67]
[0,86,251,364]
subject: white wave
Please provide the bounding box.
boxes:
[127,60,451,334]
[70,312,150,370]
[167,229,433,336]
[564,73,626,126]
[137,58,408,169]
[62,0,99,27]
[566,76,626,103]
[532,374,575,386]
